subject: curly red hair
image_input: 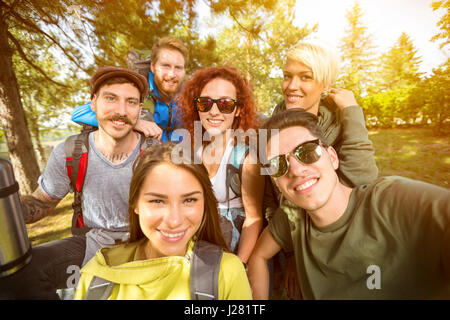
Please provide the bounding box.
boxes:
[179,66,258,145]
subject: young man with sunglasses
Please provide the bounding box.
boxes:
[270,40,378,189]
[248,109,450,300]
[265,40,379,299]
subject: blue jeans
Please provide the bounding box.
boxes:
[0,235,85,299]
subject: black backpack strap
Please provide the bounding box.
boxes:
[190,240,223,300]
[84,276,115,300]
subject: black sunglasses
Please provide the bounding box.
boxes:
[194,97,237,114]
[265,139,323,178]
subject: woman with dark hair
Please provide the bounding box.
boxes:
[74,143,252,299]
[179,66,264,264]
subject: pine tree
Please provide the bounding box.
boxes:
[378,32,423,91]
[210,0,315,113]
[337,1,377,101]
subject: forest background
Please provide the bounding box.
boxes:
[0,0,449,210]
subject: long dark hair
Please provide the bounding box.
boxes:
[127,143,229,252]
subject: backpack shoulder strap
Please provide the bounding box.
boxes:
[190,240,223,300]
[84,276,115,300]
[65,129,91,234]
[65,131,90,191]
[142,94,156,116]
[226,142,250,198]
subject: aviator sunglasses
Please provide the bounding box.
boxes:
[194,97,237,114]
[265,139,323,178]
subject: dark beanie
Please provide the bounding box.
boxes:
[90,66,149,101]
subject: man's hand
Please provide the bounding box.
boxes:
[21,188,61,224]
[326,88,358,110]
[134,119,163,140]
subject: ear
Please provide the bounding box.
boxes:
[134,207,140,215]
[235,107,241,118]
[325,146,339,170]
[91,96,97,112]
[150,61,155,74]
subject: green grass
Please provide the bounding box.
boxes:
[369,127,449,188]
[25,127,450,245]
[26,194,73,246]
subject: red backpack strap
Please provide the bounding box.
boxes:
[65,131,90,234]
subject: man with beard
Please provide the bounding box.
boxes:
[71,37,188,142]
[0,66,150,299]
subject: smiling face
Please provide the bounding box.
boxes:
[91,82,141,141]
[268,126,340,214]
[197,77,240,137]
[134,163,205,259]
[282,58,330,115]
[151,48,186,101]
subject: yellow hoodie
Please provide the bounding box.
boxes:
[74,238,252,300]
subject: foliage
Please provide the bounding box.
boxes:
[412,60,450,134]
[431,0,450,50]
[360,1,449,131]
[336,1,377,100]
[363,32,424,127]
[209,0,315,114]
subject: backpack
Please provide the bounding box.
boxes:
[126,50,156,115]
[83,240,223,300]
[64,125,160,235]
[226,141,278,224]
[127,49,179,135]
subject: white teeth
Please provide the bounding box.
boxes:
[160,230,184,238]
[208,119,222,124]
[112,120,125,125]
[295,179,317,191]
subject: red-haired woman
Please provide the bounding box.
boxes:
[179,66,264,264]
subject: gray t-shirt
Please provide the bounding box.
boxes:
[38,132,141,232]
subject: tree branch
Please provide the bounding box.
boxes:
[6,5,88,72]
[7,30,70,88]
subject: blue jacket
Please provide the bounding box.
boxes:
[71,72,183,142]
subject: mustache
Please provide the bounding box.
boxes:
[104,114,133,124]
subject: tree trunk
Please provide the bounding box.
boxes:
[30,121,47,168]
[0,13,40,195]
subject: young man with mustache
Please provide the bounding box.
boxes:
[71,37,188,142]
[0,66,150,299]
[248,109,450,299]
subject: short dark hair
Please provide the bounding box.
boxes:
[261,108,327,145]
[94,77,140,99]
[260,109,328,163]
